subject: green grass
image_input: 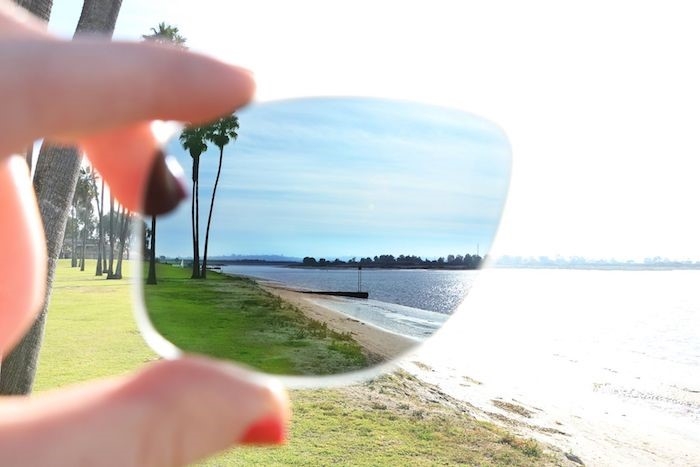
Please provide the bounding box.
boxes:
[143,263,367,375]
[34,260,157,390]
[35,259,560,466]
[219,372,557,467]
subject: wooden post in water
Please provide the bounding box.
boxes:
[357,265,362,292]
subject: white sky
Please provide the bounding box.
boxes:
[48,1,700,261]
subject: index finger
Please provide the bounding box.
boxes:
[1,38,255,155]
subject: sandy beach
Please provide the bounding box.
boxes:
[260,281,417,363]
[258,281,592,464]
[396,269,700,466]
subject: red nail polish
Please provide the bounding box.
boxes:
[240,415,286,445]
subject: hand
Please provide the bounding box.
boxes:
[0,2,289,465]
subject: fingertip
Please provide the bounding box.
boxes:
[163,59,256,126]
[79,123,158,214]
[7,39,256,151]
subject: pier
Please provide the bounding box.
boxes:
[302,291,369,299]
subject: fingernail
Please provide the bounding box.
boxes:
[240,415,286,445]
[144,152,187,216]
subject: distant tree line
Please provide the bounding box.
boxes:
[301,254,482,269]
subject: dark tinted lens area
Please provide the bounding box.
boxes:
[142,97,510,376]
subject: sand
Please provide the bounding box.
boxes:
[259,281,417,363]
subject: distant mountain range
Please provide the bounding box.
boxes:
[208,254,303,263]
[493,255,700,270]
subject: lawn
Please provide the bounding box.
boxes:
[144,263,366,375]
[34,260,559,466]
[33,260,157,389]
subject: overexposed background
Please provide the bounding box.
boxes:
[48,0,700,262]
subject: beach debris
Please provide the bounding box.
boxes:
[492,399,535,418]
[565,452,585,465]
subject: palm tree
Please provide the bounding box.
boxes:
[91,174,105,275]
[106,194,117,278]
[142,22,187,47]
[74,167,95,272]
[1,0,124,396]
[69,200,79,267]
[179,125,209,278]
[114,207,131,279]
[67,169,94,269]
[200,114,239,278]
[145,216,157,284]
[142,23,187,284]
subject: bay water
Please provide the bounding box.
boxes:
[221,265,474,338]
[224,264,699,464]
[411,268,700,465]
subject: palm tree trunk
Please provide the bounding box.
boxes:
[73,0,122,37]
[146,216,157,284]
[201,147,225,279]
[107,195,117,278]
[79,226,85,270]
[190,179,198,277]
[114,211,129,279]
[102,233,108,271]
[79,203,89,271]
[93,177,104,275]
[191,157,201,278]
[95,234,102,273]
[12,0,53,22]
[101,179,107,272]
[70,207,78,267]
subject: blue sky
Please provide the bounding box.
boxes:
[156,97,510,259]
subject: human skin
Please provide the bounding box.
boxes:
[0,2,289,465]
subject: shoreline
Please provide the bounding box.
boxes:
[41,259,569,465]
[259,281,417,363]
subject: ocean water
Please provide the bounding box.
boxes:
[225,265,699,463]
[222,265,470,338]
[410,268,700,465]
[457,268,700,411]
[221,265,477,313]
[305,296,449,340]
